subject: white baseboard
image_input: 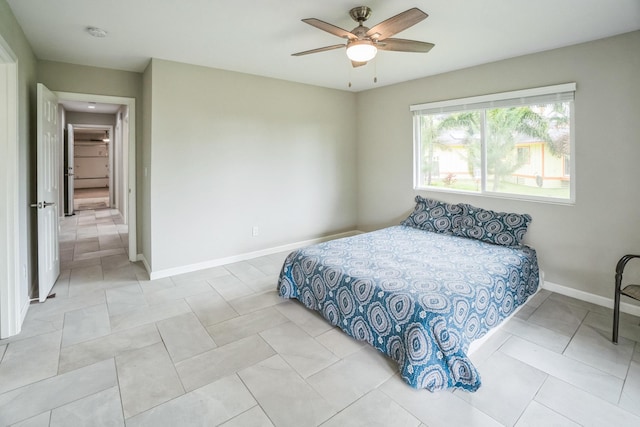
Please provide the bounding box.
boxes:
[145,230,363,281]
[542,280,640,317]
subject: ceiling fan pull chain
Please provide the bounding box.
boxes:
[374,56,378,84]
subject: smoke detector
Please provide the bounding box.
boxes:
[86,27,107,38]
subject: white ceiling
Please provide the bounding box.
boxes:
[7,0,640,92]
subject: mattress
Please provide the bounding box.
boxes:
[277,225,539,391]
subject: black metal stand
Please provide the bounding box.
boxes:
[613,254,640,344]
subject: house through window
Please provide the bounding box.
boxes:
[411,83,575,203]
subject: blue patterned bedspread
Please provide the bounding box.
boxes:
[277,225,539,391]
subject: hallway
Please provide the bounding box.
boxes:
[56,208,140,298]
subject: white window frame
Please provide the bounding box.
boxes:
[411,83,576,204]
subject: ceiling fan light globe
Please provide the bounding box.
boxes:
[346,41,377,62]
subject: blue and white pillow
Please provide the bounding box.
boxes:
[454,203,532,247]
[401,196,464,234]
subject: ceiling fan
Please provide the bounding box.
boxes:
[292,6,434,67]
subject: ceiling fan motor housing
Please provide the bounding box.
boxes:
[351,25,370,40]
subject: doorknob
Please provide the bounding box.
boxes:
[30,201,55,209]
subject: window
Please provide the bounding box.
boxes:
[517,147,531,165]
[411,83,575,203]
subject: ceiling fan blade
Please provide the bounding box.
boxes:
[376,38,435,53]
[351,60,367,68]
[291,44,345,56]
[366,8,428,41]
[302,18,358,40]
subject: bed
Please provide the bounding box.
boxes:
[277,197,539,392]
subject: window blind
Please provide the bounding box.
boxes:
[410,83,576,115]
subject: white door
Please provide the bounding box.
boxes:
[36,83,60,302]
[66,123,74,215]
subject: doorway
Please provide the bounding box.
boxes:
[69,125,113,212]
[0,35,21,338]
[56,93,137,262]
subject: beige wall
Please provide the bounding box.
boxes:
[37,60,141,98]
[0,0,37,303]
[66,111,116,127]
[145,59,358,272]
[356,31,640,300]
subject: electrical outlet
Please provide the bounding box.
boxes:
[252,226,259,237]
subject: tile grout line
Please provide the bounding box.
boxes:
[234,372,278,427]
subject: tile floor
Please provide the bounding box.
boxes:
[73,188,109,211]
[1,209,640,426]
